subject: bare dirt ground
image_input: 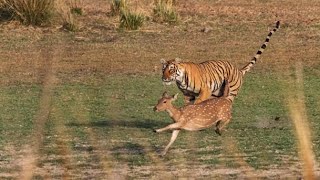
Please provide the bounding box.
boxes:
[1,0,320,179]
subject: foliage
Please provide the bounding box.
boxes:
[68,0,83,15]
[119,8,144,30]
[56,0,77,32]
[0,0,54,26]
[110,0,127,16]
[71,7,82,15]
[153,0,178,24]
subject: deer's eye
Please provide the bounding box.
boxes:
[163,100,167,103]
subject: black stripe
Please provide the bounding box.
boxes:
[192,74,196,91]
[253,57,257,62]
[268,32,273,36]
[185,73,188,86]
[257,50,262,54]
[261,44,267,49]
[230,92,237,96]
[265,38,270,42]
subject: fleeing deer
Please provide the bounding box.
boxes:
[153,80,232,156]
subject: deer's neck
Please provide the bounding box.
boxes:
[166,105,182,122]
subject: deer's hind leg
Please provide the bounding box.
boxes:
[215,119,231,136]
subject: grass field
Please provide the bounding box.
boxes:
[1,0,320,179]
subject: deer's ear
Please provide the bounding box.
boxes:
[173,93,179,101]
[162,91,169,97]
[160,58,167,64]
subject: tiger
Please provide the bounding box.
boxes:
[161,21,280,104]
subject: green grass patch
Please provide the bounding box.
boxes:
[48,71,319,171]
[1,68,319,177]
[0,85,41,147]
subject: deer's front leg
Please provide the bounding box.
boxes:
[161,130,180,156]
[155,122,182,133]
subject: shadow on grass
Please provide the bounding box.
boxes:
[66,119,168,130]
[110,142,153,166]
[112,142,146,155]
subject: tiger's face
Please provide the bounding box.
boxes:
[160,58,184,85]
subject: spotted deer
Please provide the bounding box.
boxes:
[153,80,232,156]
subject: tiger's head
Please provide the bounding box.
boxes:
[160,58,184,85]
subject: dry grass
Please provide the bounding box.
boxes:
[119,8,144,30]
[110,0,127,16]
[0,0,79,30]
[286,61,317,179]
[68,0,84,15]
[0,0,320,179]
[0,0,54,26]
[55,0,77,31]
[153,0,178,23]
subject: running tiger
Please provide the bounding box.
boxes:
[161,21,280,104]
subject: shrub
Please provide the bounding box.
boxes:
[153,0,178,24]
[68,0,83,15]
[55,0,77,32]
[110,0,127,16]
[71,7,82,15]
[0,1,13,21]
[119,8,144,30]
[62,21,77,31]
[0,0,54,26]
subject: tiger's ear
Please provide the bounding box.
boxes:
[172,93,179,101]
[174,57,181,63]
[160,58,167,64]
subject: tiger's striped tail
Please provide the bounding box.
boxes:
[241,21,280,75]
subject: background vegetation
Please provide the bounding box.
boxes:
[0,0,319,179]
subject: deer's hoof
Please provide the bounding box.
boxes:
[152,129,157,133]
[160,152,166,157]
[215,129,222,136]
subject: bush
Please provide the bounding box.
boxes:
[56,0,77,32]
[71,7,83,16]
[110,0,127,16]
[0,1,12,21]
[153,0,178,24]
[68,0,83,15]
[62,21,77,31]
[119,8,144,30]
[0,0,54,26]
